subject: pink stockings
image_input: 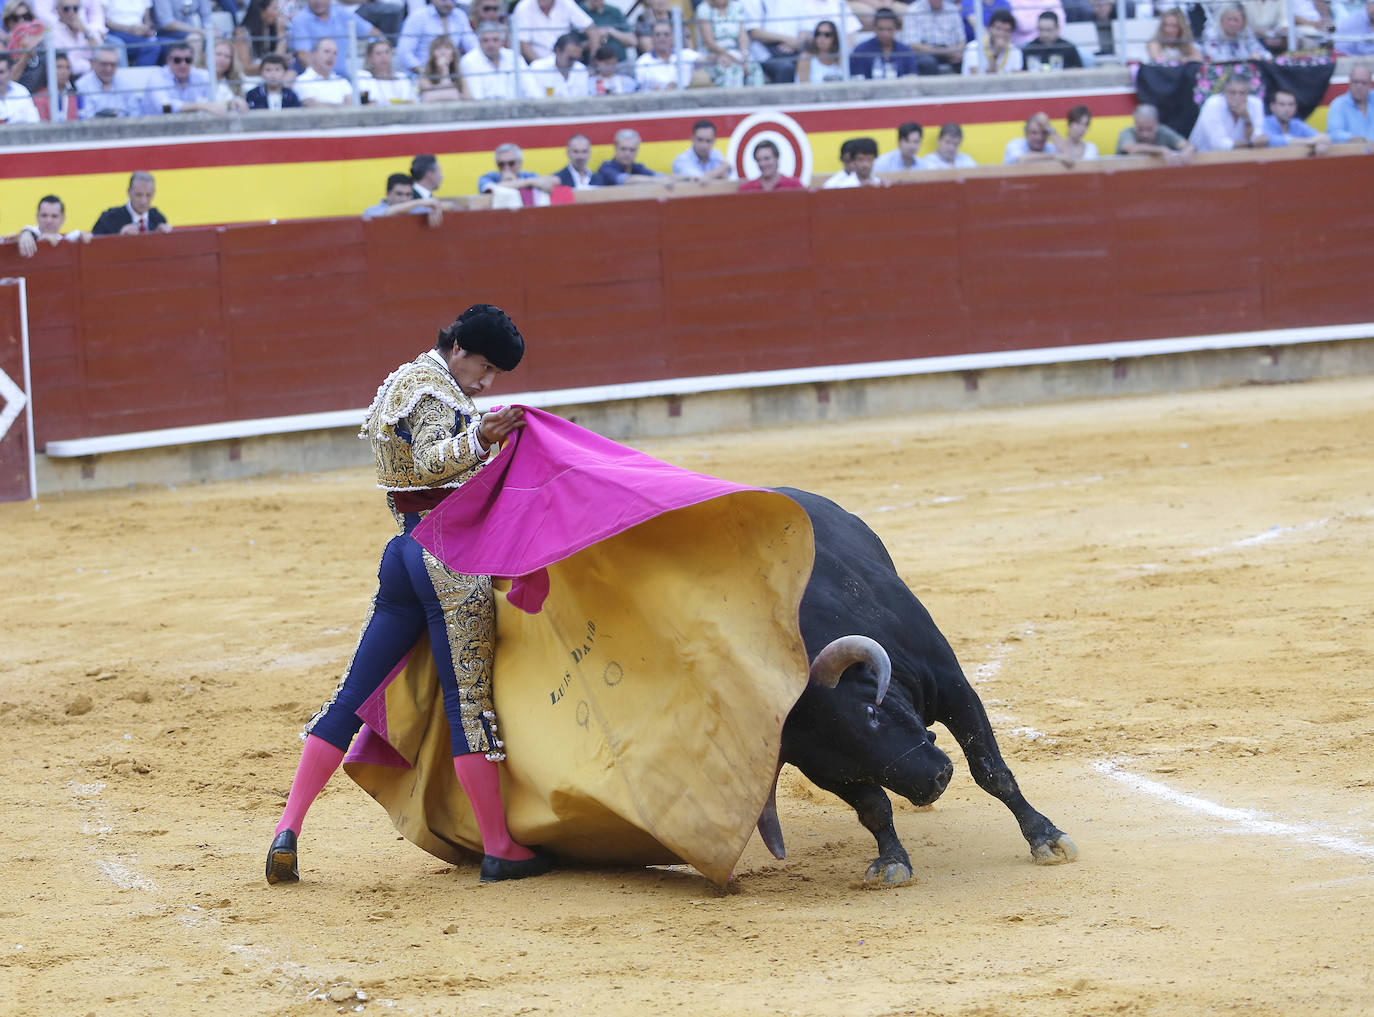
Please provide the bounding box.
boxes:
[453,752,534,861]
[275,737,532,862]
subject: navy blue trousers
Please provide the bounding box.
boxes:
[307,515,481,757]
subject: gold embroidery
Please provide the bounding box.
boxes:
[421,548,499,757]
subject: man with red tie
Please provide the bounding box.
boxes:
[91,171,172,236]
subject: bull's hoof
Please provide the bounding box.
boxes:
[1030,834,1078,865]
[863,858,914,886]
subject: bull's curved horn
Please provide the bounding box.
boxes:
[808,635,892,704]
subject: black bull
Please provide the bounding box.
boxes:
[758,488,1078,884]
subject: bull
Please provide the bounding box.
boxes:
[757,488,1078,884]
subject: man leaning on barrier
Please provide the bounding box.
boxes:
[1115,103,1194,163]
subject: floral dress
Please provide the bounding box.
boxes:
[699,0,764,87]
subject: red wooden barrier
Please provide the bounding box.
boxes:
[3,154,1373,449]
[0,279,33,500]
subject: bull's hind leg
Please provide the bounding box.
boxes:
[938,677,1078,865]
[816,778,914,886]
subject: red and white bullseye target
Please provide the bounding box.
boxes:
[727,111,814,185]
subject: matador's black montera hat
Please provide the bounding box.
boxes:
[442,303,525,372]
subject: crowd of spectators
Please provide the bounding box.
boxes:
[1,0,1372,121]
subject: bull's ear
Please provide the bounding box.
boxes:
[756,770,786,860]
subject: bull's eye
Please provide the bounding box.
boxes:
[866,705,879,728]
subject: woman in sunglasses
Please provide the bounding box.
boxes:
[3,0,49,92]
[796,19,846,83]
[37,0,105,77]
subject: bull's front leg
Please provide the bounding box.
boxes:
[814,777,914,886]
[937,676,1078,865]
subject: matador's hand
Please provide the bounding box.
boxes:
[479,406,526,447]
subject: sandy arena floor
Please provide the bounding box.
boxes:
[1,375,1372,1017]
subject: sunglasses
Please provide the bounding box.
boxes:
[169,55,193,63]
[7,10,35,20]
[496,159,518,168]
[60,4,79,10]
[815,29,834,36]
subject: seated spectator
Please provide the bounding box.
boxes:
[555,132,598,187]
[873,120,924,172]
[587,41,636,91]
[1189,72,1269,151]
[396,0,476,78]
[5,0,50,91]
[1009,0,1065,45]
[294,37,355,105]
[582,0,634,64]
[205,37,250,112]
[1201,2,1270,60]
[1335,0,1374,55]
[358,37,417,104]
[672,118,731,179]
[91,170,171,234]
[465,0,505,37]
[1263,87,1330,152]
[362,171,445,224]
[289,0,380,76]
[510,0,597,63]
[477,142,557,193]
[15,194,88,256]
[1058,104,1097,159]
[822,135,885,187]
[963,8,1023,74]
[32,49,79,119]
[1147,6,1201,62]
[1292,0,1335,49]
[697,0,763,87]
[1115,102,1194,162]
[635,18,700,89]
[1244,0,1289,55]
[629,0,671,47]
[410,153,444,197]
[75,43,137,116]
[1004,111,1072,164]
[46,0,104,78]
[901,0,966,74]
[959,0,1011,43]
[484,146,559,205]
[1327,60,1373,143]
[918,121,978,167]
[1022,10,1082,70]
[1084,0,1117,58]
[417,35,469,100]
[103,0,159,67]
[151,0,215,57]
[236,0,291,76]
[849,7,925,77]
[795,19,847,82]
[246,51,302,107]
[528,29,588,95]
[593,126,670,185]
[738,138,805,191]
[143,40,220,113]
[752,0,862,85]
[459,20,536,99]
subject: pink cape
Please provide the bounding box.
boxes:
[411,407,760,611]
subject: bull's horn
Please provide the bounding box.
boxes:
[756,764,786,860]
[808,635,892,704]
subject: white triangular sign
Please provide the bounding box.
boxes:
[0,366,27,443]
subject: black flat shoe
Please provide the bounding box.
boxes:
[265,830,299,885]
[479,848,553,884]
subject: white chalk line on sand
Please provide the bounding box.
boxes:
[968,627,1055,743]
[1092,760,1374,863]
[867,475,1106,515]
[69,780,158,892]
[1128,510,1374,573]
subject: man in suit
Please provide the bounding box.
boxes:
[91,171,171,236]
[554,133,598,189]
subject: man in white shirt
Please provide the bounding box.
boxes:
[554,133,599,188]
[634,19,700,90]
[822,136,885,187]
[670,119,732,179]
[0,52,41,124]
[295,37,356,105]
[142,40,221,115]
[459,20,538,99]
[1189,73,1269,153]
[527,30,589,96]
[15,195,90,256]
[510,0,598,62]
[395,0,478,75]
